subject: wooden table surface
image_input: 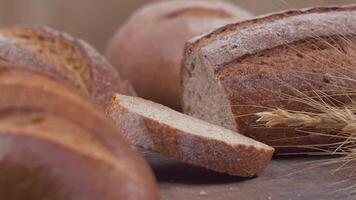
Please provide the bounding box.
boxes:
[142,150,356,200]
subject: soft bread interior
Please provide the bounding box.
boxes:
[0,27,92,92]
[116,94,271,149]
[182,51,237,131]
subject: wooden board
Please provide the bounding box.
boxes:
[142,150,356,200]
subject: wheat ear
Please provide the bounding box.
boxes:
[256,108,356,134]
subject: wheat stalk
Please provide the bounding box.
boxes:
[256,107,356,153]
[256,106,356,186]
[256,108,356,134]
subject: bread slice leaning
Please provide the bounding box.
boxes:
[108,94,274,177]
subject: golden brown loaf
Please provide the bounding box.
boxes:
[106,0,253,110]
[181,6,356,153]
[0,25,135,107]
[0,61,158,200]
[108,94,274,177]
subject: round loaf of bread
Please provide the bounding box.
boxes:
[106,0,252,110]
[0,61,158,200]
[0,25,135,107]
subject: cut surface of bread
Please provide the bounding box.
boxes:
[108,94,274,177]
[182,6,356,153]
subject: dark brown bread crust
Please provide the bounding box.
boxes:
[0,25,136,107]
[106,0,252,110]
[187,5,356,52]
[143,119,273,177]
[0,62,158,200]
[108,95,274,177]
[182,5,356,153]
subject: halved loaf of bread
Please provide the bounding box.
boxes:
[0,61,158,200]
[181,5,356,153]
[108,94,274,177]
[0,25,135,107]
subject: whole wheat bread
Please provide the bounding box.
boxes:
[108,94,274,177]
[181,5,356,153]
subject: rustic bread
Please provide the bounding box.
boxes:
[0,61,158,200]
[181,5,356,153]
[0,25,135,107]
[108,94,274,177]
[106,0,253,110]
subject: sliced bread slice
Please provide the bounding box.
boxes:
[108,94,274,177]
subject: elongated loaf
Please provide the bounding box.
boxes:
[182,6,356,153]
[108,94,274,177]
[0,61,158,200]
[106,0,252,110]
[0,25,135,107]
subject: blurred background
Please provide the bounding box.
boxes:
[0,0,354,52]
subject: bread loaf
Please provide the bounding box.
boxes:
[0,25,135,107]
[108,94,274,177]
[106,0,253,110]
[181,6,356,153]
[0,61,158,200]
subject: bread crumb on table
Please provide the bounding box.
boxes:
[199,191,208,196]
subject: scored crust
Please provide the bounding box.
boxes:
[182,5,356,153]
[0,62,158,200]
[0,25,135,107]
[108,94,274,177]
[0,113,139,200]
